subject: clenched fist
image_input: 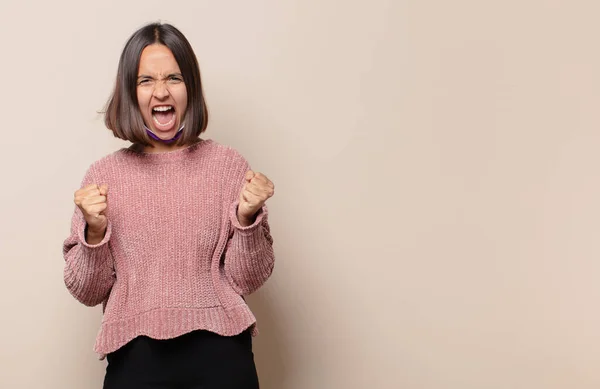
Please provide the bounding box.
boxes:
[237,171,274,227]
[74,184,108,244]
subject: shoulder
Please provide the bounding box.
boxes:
[78,148,135,183]
[199,140,252,191]
[200,139,250,167]
[87,148,130,172]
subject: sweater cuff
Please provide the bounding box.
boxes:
[229,201,267,235]
[77,221,112,249]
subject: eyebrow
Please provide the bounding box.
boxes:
[137,73,183,80]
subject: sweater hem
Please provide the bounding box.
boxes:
[92,304,257,360]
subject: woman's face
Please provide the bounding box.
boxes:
[136,44,188,145]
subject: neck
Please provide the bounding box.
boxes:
[133,138,202,154]
[143,125,185,153]
[144,143,186,154]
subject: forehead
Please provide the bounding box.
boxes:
[138,44,181,74]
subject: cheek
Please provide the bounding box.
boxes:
[174,87,188,111]
[136,91,152,121]
[136,89,150,108]
[179,99,188,116]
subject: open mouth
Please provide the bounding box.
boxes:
[152,105,176,130]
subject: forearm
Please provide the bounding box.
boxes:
[236,213,256,228]
[64,244,115,306]
[63,212,115,306]
[224,203,275,295]
[85,225,107,245]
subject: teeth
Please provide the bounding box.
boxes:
[153,106,173,112]
[153,115,175,127]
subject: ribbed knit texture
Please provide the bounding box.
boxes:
[62,139,275,359]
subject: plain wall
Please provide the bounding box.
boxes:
[1,0,599,388]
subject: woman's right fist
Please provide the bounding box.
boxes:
[74,184,108,236]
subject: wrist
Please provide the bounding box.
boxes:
[237,212,256,227]
[85,225,106,244]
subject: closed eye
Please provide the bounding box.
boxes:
[138,77,153,86]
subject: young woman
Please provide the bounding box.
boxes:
[63,22,275,389]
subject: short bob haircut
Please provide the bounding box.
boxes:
[104,22,208,148]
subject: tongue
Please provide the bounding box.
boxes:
[154,110,174,125]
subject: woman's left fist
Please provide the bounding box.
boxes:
[237,170,275,226]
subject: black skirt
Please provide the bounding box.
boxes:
[103,328,259,389]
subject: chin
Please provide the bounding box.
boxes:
[151,123,181,138]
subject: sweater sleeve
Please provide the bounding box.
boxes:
[63,165,116,307]
[222,152,275,296]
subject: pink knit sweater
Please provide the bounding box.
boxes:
[62,139,275,359]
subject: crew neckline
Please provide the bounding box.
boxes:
[121,138,212,162]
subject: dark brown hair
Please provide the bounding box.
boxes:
[104,22,209,147]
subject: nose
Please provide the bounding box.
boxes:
[153,80,169,99]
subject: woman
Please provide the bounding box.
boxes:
[63,22,275,389]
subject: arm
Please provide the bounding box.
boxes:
[222,154,275,296]
[63,166,115,306]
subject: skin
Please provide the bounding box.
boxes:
[237,171,275,226]
[75,45,274,242]
[75,184,109,244]
[136,44,188,154]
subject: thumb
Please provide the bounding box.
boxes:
[99,184,108,196]
[245,170,255,182]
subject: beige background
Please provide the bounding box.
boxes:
[0,0,599,388]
